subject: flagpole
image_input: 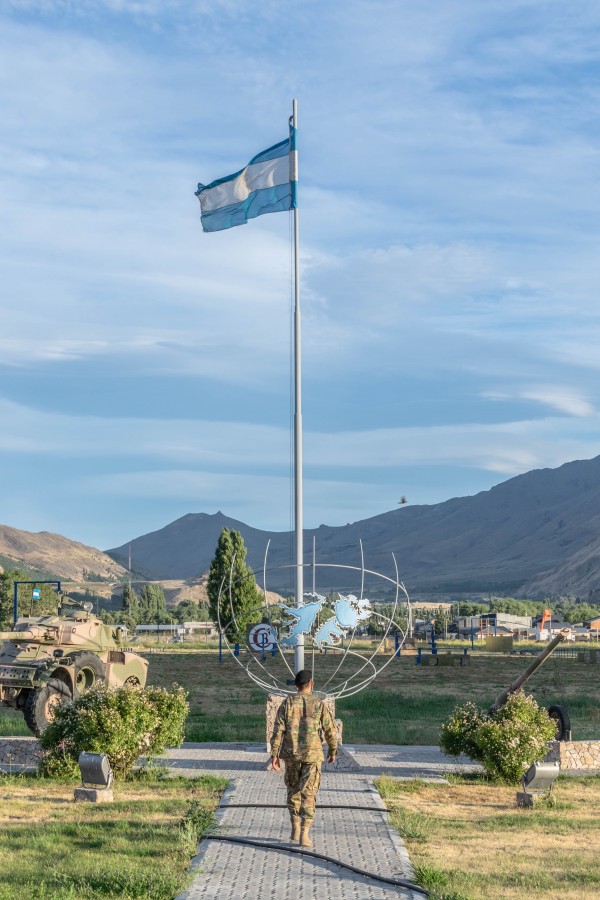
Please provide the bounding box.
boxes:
[292,98,304,674]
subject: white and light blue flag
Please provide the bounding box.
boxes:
[195,127,297,233]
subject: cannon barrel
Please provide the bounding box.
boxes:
[0,631,39,641]
[491,630,568,713]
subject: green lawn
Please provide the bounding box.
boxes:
[0,709,29,736]
[0,773,226,900]
[145,649,600,745]
[377,773,600,899]
[1,648,599,744]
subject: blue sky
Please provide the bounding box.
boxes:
[2,0,600,550]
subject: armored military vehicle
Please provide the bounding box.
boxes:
[0,596,148,735]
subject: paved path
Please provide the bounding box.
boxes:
[166,744,477,900]
[348,744,480,780]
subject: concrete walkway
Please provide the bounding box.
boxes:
[165,744,477,900]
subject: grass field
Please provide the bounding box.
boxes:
[143,648,600,744]
[377,773,600,899]
[1,649,599,744]
[0,772,226,900]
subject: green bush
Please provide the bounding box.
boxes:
[440,691,557,783]
[40,684,189,779]
[438,700,484,759]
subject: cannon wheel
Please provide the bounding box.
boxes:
[23,678,71,736]
[547,704,571,741]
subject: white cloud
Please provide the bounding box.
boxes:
[1,396,598,482]
[0,398,288,464]
[482,387,596,418]
[519,388,595,418]
[307,419,599,476]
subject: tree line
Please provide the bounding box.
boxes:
[0,569,64,625]
[450,596,600,623]
[5,540,599,636]
[101,584,211,632]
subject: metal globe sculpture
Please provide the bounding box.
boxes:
[216,543,412,701]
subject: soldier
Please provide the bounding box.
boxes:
[270,669,337,848]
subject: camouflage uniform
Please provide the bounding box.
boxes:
[271,694,337,821]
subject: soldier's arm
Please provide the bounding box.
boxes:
[321,704,338,758]
[270,700,288,758]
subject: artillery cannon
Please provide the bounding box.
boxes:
[0,595,148,735]
[490,630,571,740]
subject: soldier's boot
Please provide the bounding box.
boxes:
[299,820,313,848]
[289,813,301,842]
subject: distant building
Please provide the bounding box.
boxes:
[453,613,533,640]
[572,626,593,640]
[134,622,217,641]
[532,614,569,629]
[411,602,454,612]
[136,623,184,636]
[482,612,532,629]
[182,621,217,637]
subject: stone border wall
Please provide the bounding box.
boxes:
[0,737,42,771]
[1,734,598,774]
[544,740,600,770]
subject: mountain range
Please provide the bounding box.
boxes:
[2,456,600,597]
[105,454,600,598]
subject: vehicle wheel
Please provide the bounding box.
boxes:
[70,651,106,697]
[124,676,141,688]
[547,704,571,741]
[15,690,28,710]
[23,679,71,736]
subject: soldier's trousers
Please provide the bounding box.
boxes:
[284,760,322,821]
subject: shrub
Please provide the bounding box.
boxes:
[40,684,188,779]
[440,691,557,784]
[438,701,484,759]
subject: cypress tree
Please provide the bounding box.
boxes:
[139,584,166,621]
[207,528,262,640]
[122,583,138,613]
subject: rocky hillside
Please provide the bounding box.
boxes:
[520,534,600,600]
[6,455,600,597]
[106,455,600,597]
[0,525,127,583]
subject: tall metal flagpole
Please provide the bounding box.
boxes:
[292,98,304,674]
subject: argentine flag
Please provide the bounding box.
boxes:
[195,128,297,233]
